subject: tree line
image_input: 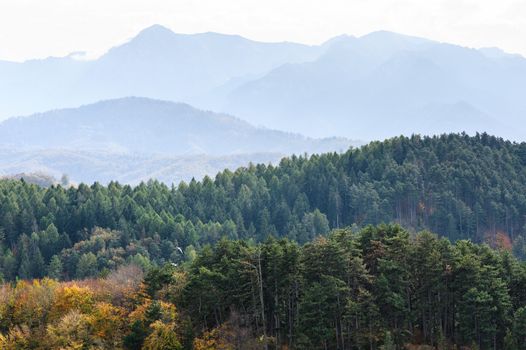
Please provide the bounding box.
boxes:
[1,224,526,349]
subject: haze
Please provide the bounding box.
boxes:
[1,0,526,61]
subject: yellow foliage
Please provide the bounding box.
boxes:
[0,273,145,350]
[46,309,93,349]
[11,279,58,327]
[51,284,95,320]
[0,325,32,349]
[128,299,152,323]
[89,302,126,348]
[142,320,182,350]
[158,301,178,324]
[128,299,178,325]
[0,272,188,350]
[193,326,235,350]
[0,284,15,328]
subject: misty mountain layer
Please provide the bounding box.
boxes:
[0,148,285,185]
[1,25,525,140]
[221,31,526,139]
[0,97,352,155]
[0,97,355,184]
[0,25,325,119]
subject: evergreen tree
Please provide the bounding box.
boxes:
[76,252,98,279]
[48,255,63,280]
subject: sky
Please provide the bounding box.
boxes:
[0,0,525,61]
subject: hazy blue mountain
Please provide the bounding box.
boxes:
[0,25,325,120]
[220,32,526,140]
[0,97,354,156]
[81,25,324,101]
[0,55,88,119]
[2,26,525,141]
[0,97,357,184]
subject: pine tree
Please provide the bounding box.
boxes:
[48,255,63,280]
[381,331,396,350]
[76,252,98,279]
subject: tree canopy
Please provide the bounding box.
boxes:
[2,225,526,349]
[1,133,526,281]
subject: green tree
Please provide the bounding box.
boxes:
[76,252,98,279]
[512,307,526,350]
[48,255,63,280]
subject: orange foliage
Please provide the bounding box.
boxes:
[128,299,178,325]
[0,266,146,350]
[193,313,265,350]
[496,231,513,251]
[89,302,126,347]
[193,325,236,350]
[484,230,513,252]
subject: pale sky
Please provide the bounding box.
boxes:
[1,0,525,61]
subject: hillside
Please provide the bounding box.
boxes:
[0,97,352,156]
[2,226,525,349]
[2,133,526,349]
[1,133,525,271]
[3,3,526,349]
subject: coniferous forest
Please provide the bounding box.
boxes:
[1,133,526,349]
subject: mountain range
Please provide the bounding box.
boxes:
[0,97,351,155]
[220,31,526,138]
[0,25,324,120]
[2,25,525,184]
[1,25,525,141]
[0,97,354,184]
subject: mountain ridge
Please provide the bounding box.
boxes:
[220,32,526,139]
[1,25,525,141]
[0,97,354,156]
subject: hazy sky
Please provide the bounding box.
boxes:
[1,0,525,61]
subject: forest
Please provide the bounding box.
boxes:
[1,225,526,349]
[1,133,526,349]
[1,133,526,281]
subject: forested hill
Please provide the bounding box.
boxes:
[1,133,526,281]
[2,226,526,349]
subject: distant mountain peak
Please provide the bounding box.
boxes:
[101,24,181,60]
[128,24,179,45]
[136,24,175,37]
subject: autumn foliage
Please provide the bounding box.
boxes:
[0,265,187,350]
